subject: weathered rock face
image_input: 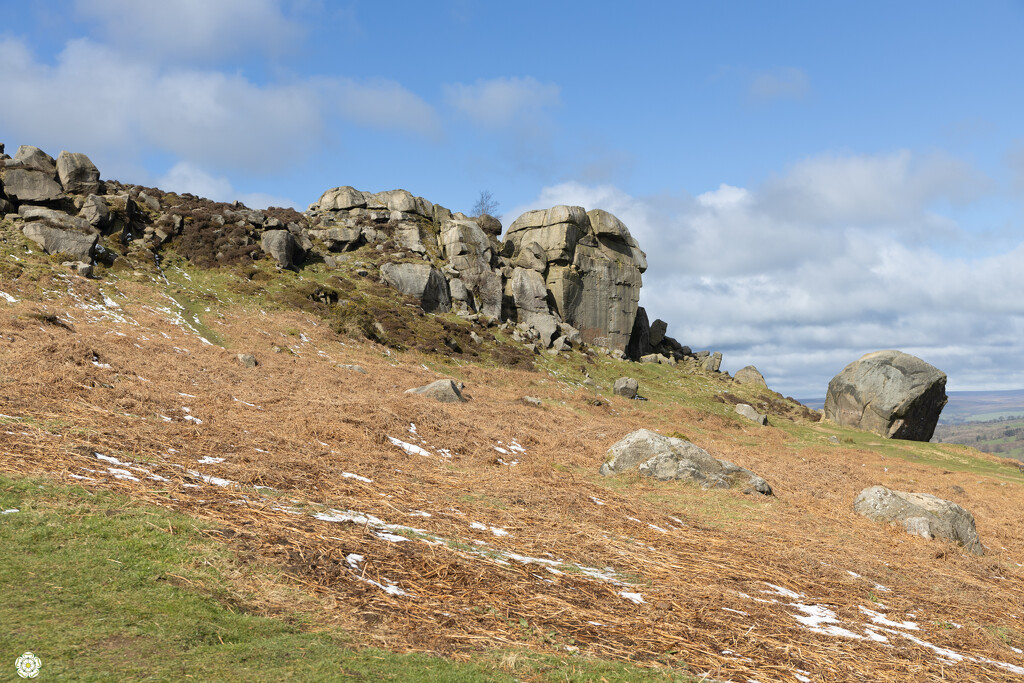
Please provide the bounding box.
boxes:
[824,350,947,441]
[439,219,502,318]
[380,262,451,313]
[600,429,772,495]
[502,205,646,352]
[853,485,983,555]
[1,168,63,203]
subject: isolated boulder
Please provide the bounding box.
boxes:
[380,262,451,313]
[56,151,101,195]
[736,404,767,425]
[613,377,639,399]
[600,429,772,495]
[405,379,466,403]
[236,354,257,368]
[824,350,947,441]
[260,230,302,268]
[853,485,983,555]
[734,365,767,387]
[23,223,97,260]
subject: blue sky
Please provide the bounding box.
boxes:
[2,1,1024,396]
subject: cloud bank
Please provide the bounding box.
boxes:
[508,151,1014,396]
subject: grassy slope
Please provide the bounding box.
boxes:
[2,217,1024,681]
[0,476,696,683]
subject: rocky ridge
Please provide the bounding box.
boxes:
[0,143,722,371]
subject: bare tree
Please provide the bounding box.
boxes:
[471,190,499,216]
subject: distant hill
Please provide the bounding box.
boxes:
[799,389,1024,425]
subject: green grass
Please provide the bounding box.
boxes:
[0,475,703,682]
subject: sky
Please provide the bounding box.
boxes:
[2,1,1024,397]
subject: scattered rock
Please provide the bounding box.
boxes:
[79,194,111,229]
[236,354,257,368]
[824,350,947,441]
[613,377,639,399]
[735,404,767,425]
[338,364,368,374]
[600,429,772,495]
[853,485,983,554]
[828,435,840,444]
[734,365,767,387]
[62,260,93,277]
[405,379,467,403]
[522,396,543,407]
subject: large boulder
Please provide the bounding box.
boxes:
[10,145,56,174]
[824,350,947,441]
[600,429,772,495]
[23,223,97,260]
[853,485,983,555]
[380,262,451,313]
[1,169,63,203]
[734,365,767,387]
[261,230,303,268]
[502,206,647,352]
[56,151,101,195]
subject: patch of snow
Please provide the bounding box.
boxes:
[497,458,519,466]
[763,583,804,599]
[973,657,1024,676]
[508,440,526,453]
[648,524,668,533]
[197,457,225,464]
[183,415,204,424]
[232,397,262,409]
[0,291,19,304]
[95,452,129,466]
[896,631,964,662]
[619,591,645,604]
[342,472,373,483]
[67,474,95,481]
[409,423,417,435]
[2,508,19,514]
[847,570,861,578]
[470,521,487,531]
[346,553,363,568]
[254,448,269,453]
[722,607,748,616]
[388,436,431,457]
[587,621,604,626]
[790,603,864,639]
[494,446,509,455]
[107,468,141,482]
[589,496,606,506]
[408,510,431,517]
[92,361,112,369]
[859,606,919,630]
[794,674,811,683]
[490,527,509,537]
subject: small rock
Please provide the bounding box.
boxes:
[338,364,368,374]
[613,377,639,399]
[735,404,767,426]
[236,354,257,368]
[853,485,983,554]
[62,260,93,278]
[405,379,466,403]
[828,435,840,444]
[522,396,542,407]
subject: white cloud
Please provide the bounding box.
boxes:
[0,37,440,179]
[74,0,303,63]
[444,76,561,130]
[158,162,297,209]
[334,79,443,139]
[748,67,810,102]
[512,151,1014,396]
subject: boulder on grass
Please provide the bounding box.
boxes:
[824,350,947,441]
[736,404,767,425]
[23,223,97,261]
[405,379,466,403]
[600,428,772,495]
[853,485,983,555]
[613,377,639,399]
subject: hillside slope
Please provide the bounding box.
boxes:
[1,214,1024,682]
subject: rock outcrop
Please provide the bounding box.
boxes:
[600,429,772,495]
[734,365,767,387]
[501,206,646,353]
[380,262,452,313]
[824,350,947,441]
[853,485,983,554]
